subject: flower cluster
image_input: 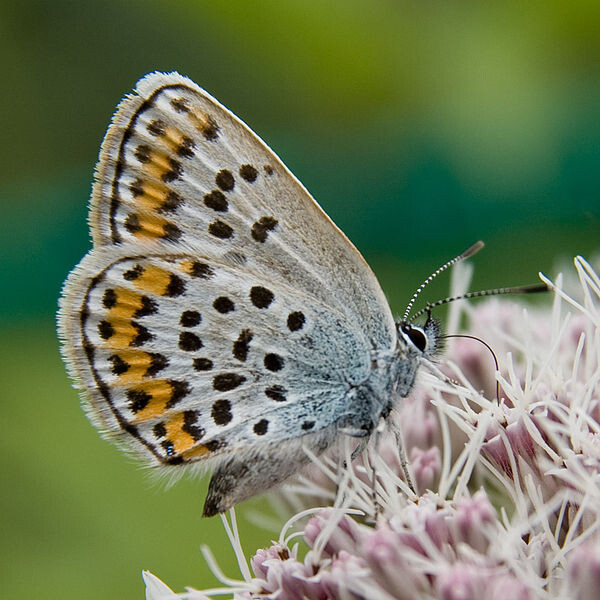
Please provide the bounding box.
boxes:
[145,256,600,600]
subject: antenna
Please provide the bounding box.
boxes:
[444,333,501,400]
[402,241,484,322]
[408,283,549,323]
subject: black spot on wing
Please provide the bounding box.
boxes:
[213,297,235,313]
[264,353,284,372]
[233,329,253,361]
[213,373,246,391]
[193,357,213,371]
[239,164,258,182]
[212,399,233,426]
[251,216,278,243]
[203,190,228,212]
[123,264,143,281]
[162,158,183,183]
[147,119,166,136]
[170,97,190,113]
[162,222,182,242]
[215,169,235,191]
[287,311,305,331]
[180,310,201,327]
[146,353,168,376]
[102,289,117,309]
[127,389,151,412]
[131,322,153,346]
[165,380,191,408]
[188,261,214,279]
[182,410,205,441]
[265,385,287,402]
[165,274,186,297]
[253,419,269,435]
[124,213,141,234]
[108,353,129,375]
[176,136,195,158]
[98,320,114,340]
[134,144,151,163]
[250,286,274,308]
[134,296,158,318]
[161,191,183,212]
[153,422,167,438]
[208,220,234,239]
[179,331,203,351]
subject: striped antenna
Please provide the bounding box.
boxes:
[407,283,548,323]
[402,241,484,322]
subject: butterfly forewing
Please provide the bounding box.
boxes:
[90,72,395,347]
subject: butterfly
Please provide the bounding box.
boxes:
[58,71,443,517]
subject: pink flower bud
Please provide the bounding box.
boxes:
[454,490,496,553]
[304,510,367,557]
[568,542,600,600]
[436,564,482,600]
[250,544,290,580]
[411,446,441,492]
[363,527,430,599]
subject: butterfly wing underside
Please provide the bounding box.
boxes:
[59,72,396,513]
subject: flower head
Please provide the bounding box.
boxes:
[146,256,600,600]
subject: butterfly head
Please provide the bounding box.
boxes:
[397,314,441,359]
[385,315,439,397]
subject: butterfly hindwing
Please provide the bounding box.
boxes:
[61,247,374,467]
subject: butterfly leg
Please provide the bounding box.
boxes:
[364,420,396,521]
[388,418,416,495]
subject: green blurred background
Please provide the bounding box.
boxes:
[1,1,599,597]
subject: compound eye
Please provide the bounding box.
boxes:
[401,325,428,353]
